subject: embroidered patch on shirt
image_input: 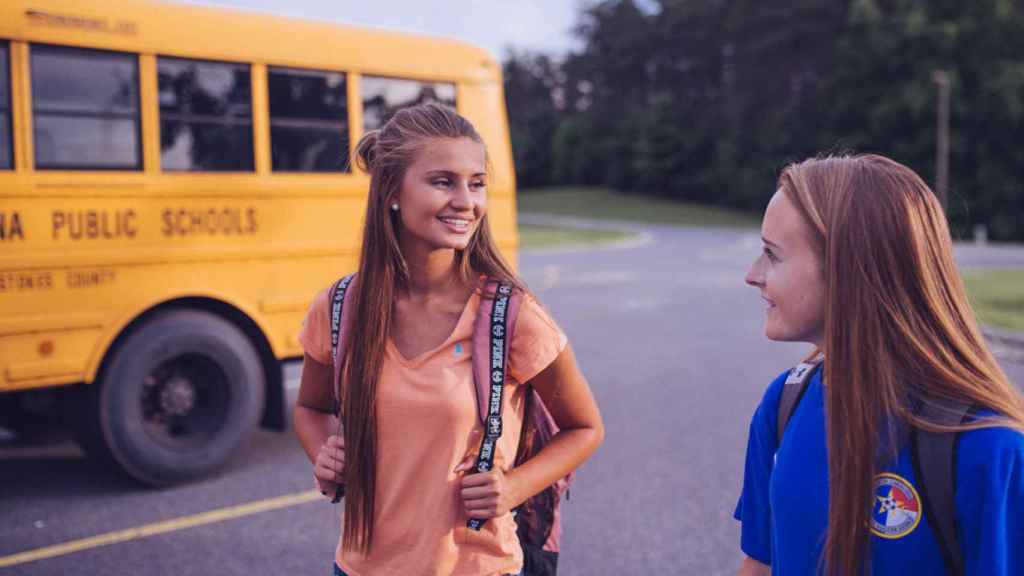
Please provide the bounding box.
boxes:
[870,472,922,539]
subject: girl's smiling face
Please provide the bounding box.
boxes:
[393,137,487,254]
[745,189,827,348]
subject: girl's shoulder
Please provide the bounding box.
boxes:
[761,367,800,411]
[504,289,567,384]
[298,284,337,365]
[312,283,334,312]
[955,412,1024,485]
[491,282,557,336]
[958,417,1024,463]
[307,283,339,329]
[750,365,825,435]
[514,293,566,350]
[953,417,1024,521]
[746,369,797,434]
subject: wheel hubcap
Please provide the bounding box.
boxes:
[140,354,230,451]
[159,376,196,416]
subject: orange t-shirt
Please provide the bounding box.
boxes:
[298,285,567,576]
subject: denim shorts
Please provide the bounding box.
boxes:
[334,563,522,575]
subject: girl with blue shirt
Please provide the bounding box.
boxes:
[735,154,1024,575]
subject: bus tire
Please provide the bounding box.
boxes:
[82,309,265,486]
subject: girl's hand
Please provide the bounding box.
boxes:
[455,455,522,519]
[314,434,345,498]
[737,556,770,576]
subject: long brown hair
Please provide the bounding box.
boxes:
[778,154,1024,574]
[341,103,522,553]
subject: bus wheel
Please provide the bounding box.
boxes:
[81,309,265,486]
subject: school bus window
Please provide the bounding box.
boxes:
[30,45,141,170]
[158,57,254,172]
[268,67,349,173]
[0,42,10,170]
[361,76,456,131]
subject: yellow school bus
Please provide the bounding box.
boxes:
[0,0,518,484]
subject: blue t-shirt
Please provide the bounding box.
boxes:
[734,369,1024,575]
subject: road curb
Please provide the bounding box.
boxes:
[518,213,653,254]
[982,324,1024,364]
[519,213,647,232]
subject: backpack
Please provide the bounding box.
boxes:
[327,274,571,576]
[777,359,971,576]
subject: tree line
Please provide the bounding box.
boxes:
[504,0,1024,241]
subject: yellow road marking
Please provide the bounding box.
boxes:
[0,489,323,568]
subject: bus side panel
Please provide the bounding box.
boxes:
[0,190,367,390]
[1,327,101,391]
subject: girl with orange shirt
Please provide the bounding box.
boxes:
[294,103,604,576]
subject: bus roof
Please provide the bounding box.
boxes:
[1,0,501,84]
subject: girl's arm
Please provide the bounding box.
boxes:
[459,344,604,517]
[737,556,770,576]
[293,354,345,497]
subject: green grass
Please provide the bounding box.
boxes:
[962,270,1024,332]
[518,187,760,228]
[517,223,634,249]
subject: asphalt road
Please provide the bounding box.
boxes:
[1,223,1021,576]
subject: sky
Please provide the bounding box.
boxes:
[183,0,582,59]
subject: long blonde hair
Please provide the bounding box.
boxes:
[778,153,1024,574]
[341,103,522,553]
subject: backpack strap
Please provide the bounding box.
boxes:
[467,280,519,531]
[911,399,971,576]
[471,280,523,425]
[327,273,355,504]
[776,358,823,446]
[329,274,356,409]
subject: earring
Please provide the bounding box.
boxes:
[391,203,399,211]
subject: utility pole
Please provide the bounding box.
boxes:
[932,70,950,212]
